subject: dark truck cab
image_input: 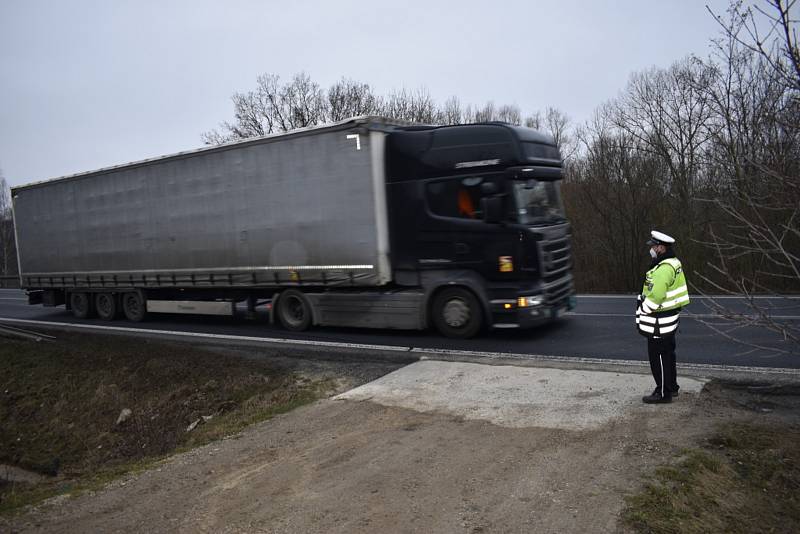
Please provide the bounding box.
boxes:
[385,122,575,335]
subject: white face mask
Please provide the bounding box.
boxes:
[649,248,658,259]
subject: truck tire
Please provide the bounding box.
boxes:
[431,287,483,339]
[122,291,147,322]
[70,292,95,319]
[276,290,312,331]
[95,292,119,321]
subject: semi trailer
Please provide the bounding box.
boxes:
[11,116,574,338]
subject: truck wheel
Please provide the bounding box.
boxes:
[70,292,95,319]
[276,290,312,331]
[95,292,118,321]
[431,287,483,339]
[122,291,147,322]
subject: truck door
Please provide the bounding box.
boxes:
[417,174,513,278]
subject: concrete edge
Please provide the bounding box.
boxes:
[415,352,800,384]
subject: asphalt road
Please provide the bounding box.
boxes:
[1,288,799,369]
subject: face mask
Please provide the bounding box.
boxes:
[649,248,658,259]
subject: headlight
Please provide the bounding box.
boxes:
[517,295,543,307]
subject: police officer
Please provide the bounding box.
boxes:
[636,231,690,404]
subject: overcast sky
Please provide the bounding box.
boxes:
[0,0,736,187]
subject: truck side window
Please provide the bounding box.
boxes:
[426,177,484,219]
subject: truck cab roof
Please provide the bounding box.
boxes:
[385,121,562,182]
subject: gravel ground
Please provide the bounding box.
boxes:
[6,351,799,534]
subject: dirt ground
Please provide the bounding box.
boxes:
[5,361,799,534]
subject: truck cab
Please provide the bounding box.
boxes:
[385,122,574,336]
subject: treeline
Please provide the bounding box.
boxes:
[0,175,18,284]
[201,72,572,147]
[566,2,799,295]
[205,1,798,296]
[567,58,798,293]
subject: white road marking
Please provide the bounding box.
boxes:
[567,312,800,320]
[0,316,797,376]
[0,317,410,353]
[578,294,800,300]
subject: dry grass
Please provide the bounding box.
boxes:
[0,331,333,515]
[623,421,800,534]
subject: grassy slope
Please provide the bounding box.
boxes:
[623,422,800,534]
[0,332,333,515]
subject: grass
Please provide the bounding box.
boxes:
[0,331,335,516]
[622,422,800,534]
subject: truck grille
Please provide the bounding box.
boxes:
[536,232,573,307]
[543,275,573,306]
[538,235,572,283]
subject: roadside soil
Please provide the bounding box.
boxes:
[5,359,799,533]
[0,329,408,521]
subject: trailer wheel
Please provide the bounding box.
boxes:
[95,292,119,321]
[70,292,95,319]
[276,290,312,331]
[431,287,483,339]
[122,291,147,322]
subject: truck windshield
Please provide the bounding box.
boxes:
[512,179,565,225]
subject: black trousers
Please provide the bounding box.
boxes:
[647,335,677,397]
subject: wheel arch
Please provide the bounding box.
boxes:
[423,275,491,330]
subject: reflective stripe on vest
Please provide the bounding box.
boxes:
[636,311,680,337]
[642,257,690,313]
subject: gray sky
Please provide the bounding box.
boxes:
[0,0,735,187]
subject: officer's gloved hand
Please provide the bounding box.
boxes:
[637,295,653,316]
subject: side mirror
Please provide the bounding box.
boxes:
[481,196,504,224]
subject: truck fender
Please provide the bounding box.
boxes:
[269,292,280,325]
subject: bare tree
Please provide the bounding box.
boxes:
[542,107,578,160]
[472,101,497,123]
[282,72,327,129]
[693,0,800,353]
[202,72,327,143]
[496,104,522,125]
[564,109,669,291]
[610,59,717,231]
[524,112,543,130]
[708,0,799,92]
[441,96,464,124]
[375,87,442,124]
[204,71,575,145]
[0,171,17,279]
[326,78,378,122]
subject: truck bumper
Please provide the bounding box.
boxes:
[487,278,575,330]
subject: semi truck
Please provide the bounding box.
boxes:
[11,116,574,338]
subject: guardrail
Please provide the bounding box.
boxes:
[0,275,21,289]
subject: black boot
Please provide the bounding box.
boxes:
[642,388,672,404]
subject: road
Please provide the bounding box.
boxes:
[1,288,799,369]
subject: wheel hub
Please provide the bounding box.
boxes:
[125,295,139,313]
[285,297,305,324]
[442,298,470,327]
[98,295,112,314]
